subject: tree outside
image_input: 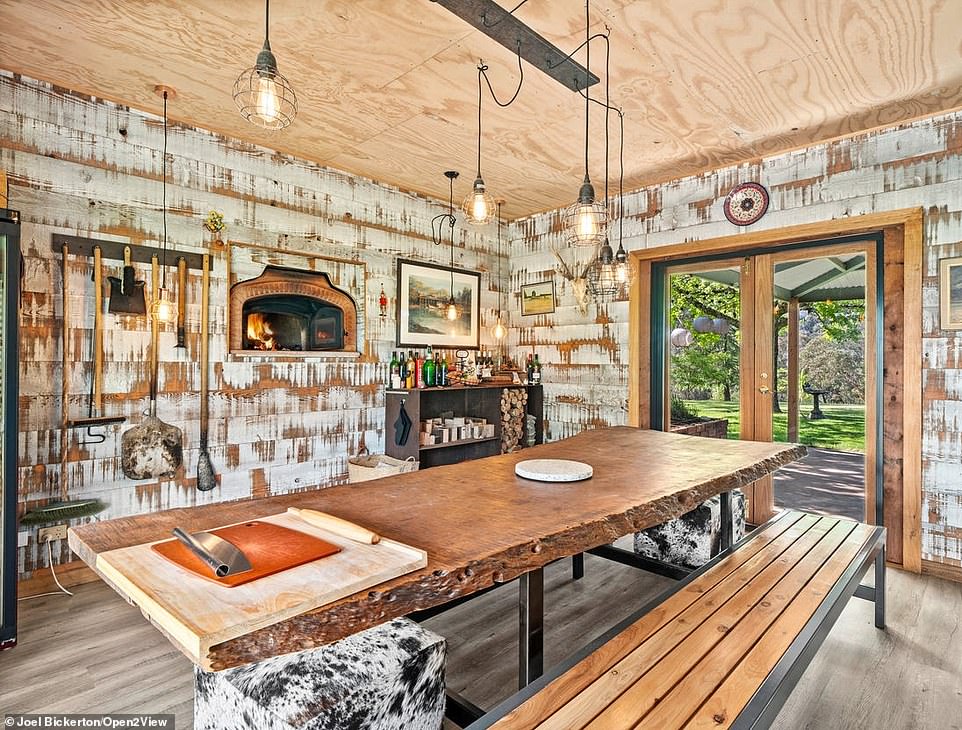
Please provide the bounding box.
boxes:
[668,272,866,451]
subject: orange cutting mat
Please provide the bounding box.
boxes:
[151,521,340,587]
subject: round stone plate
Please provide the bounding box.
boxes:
[515,459,593,482]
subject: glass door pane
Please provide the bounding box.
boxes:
[769,249,870,522]
[665,262,742,438]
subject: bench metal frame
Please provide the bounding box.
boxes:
[465,509,886,729]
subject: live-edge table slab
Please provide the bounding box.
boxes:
[69,427,805,671]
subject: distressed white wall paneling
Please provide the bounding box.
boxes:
[3,75,504,577]
[514,109,962,567]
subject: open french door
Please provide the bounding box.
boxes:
[661,241,878,527]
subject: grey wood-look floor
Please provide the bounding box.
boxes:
[3,551,960,729]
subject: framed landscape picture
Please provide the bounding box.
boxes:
[396,259,481,349]
[520,280,556,316]
[940,256,962,329]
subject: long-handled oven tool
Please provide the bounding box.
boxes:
[120,255,183,479]
[196,253,216,491]
[22,245,108,524]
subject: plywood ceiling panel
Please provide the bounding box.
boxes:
[1,0,960,219]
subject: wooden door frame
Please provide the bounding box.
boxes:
[627,208,923,572]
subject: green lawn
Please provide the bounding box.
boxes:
[682,400,865,453]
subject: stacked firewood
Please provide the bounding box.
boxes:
[500,387,528,453]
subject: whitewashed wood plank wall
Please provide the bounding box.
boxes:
[510,112,962,569]
[1,73,506,577]
[4,71,961,575]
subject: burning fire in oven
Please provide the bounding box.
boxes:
[246,313,276,350]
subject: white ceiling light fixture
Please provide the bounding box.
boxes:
[233,0,297,131]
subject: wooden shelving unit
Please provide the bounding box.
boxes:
[385,383,543,469]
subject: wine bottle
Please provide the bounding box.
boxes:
[525,353,534,384]
[406,351,416,389]
[389,351,400,389]
[439,351,448,387]
[532,354,542,384]
[424,345,436,387]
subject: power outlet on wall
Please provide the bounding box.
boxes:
[38,524,68,543]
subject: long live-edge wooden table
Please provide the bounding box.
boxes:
[69,428,804,693]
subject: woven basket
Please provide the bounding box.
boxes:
[348,449,418,483]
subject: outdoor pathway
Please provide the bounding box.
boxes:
[775,446,865,521]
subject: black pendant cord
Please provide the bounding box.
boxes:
[432,173,458,246]
[481,0,531,28]
[619,101,625,247]
[476,64,484,178]
[264,0,270,44]
[475,44,524,181]
[447,175,456,297]
[162,90,168,289]
[575,32,625,245]
[496,202,503,316]
[604,24,610,213]
[583,0,589,180]
[478,45,524,107]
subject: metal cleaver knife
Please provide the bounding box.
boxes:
[172,527,252,578]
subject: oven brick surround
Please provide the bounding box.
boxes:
[228,267,359,353]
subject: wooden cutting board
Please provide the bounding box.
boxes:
[93,512,427,669]
[151,521,341,587]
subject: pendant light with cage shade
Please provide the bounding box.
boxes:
[581,27,631,298]
[491,199,507,340]
[463,63,495,225]
[152,86,176,324]
[563,2,607,246]
[463,54,524,225]
[585,29,622,301]
[233,0,297,131]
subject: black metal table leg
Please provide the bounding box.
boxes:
[875,544,886,629]
[572,553,584,580]
[518,567,544,689]
[719,489,732,552]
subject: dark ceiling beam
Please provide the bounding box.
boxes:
[429,0,600,92]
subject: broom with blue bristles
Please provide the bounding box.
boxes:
[20,244,107,525]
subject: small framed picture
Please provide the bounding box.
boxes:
[520,280,556,316]
[940,256,962,329]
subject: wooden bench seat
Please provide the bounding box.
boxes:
[469,510,885,730]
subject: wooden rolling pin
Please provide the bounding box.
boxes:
[287,508,380,544]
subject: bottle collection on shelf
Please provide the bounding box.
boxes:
[388,346,542,389]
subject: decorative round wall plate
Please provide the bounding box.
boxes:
[515,459,593,482]
[724,182,770,226]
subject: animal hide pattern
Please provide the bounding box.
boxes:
[633,490,747,568]
[194,618,446,730]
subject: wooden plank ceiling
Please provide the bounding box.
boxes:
[1,0,960,219]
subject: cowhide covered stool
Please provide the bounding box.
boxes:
[633,489,747,568]
[194,617,446,730]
